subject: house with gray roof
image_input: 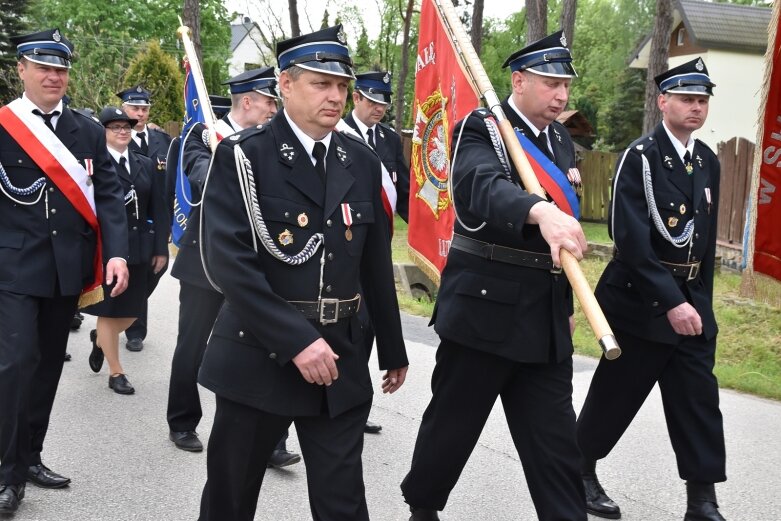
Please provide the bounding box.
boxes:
[229,17,270,76]
[630,0,771,148]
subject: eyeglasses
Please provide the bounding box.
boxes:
[107,125,132,134]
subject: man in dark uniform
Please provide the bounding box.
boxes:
[343,69,410,435]
[0,29,128,515]
[401,31,587,521]
[196,25,409,521]
[576,58,726,521]
[344,70,410,222]
[118,85,173,352]
[165,67,293,459]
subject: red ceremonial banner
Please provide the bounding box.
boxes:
[407,0,480,283]
[754,9,781,282]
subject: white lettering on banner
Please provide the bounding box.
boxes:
[438,237,451,258]
[416,42,436,73]
[173,198,188,227]
[759,178,776,206]
[763,116,781,167]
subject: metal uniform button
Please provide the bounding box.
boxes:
[51,230,57,236]
[192,239,197,244]
[652,301,659,307]
[132,226,138,231]
[48,187,55,193]
[327,253,334,261]
[326,219,333,227]
[627,282,632,288]
[50,208,56,214]
[325,285,332,293]
[356,212,362,219]
[269,352,277,360]
[695,233,700,239]
[284,212,290,218]
[238,331,245,338]
[507,222,513,228]
[480,289,487,296]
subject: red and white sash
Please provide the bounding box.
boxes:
[0,99,104,299]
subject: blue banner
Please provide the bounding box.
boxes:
[171,62,204,246]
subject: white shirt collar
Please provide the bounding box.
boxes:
[106,146,130,172]
[283,110,333,167]
[227,113,243,132]
[507,96,550,138]
[350,110,374,142]
[662,121,695,162]
[20,93,64,129]
[131,125,149,147]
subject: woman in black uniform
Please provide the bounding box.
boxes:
[82,107,168,394]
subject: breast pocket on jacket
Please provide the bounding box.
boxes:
[344,201,375,257]
[260,195,320,254]
[653,189,690,236]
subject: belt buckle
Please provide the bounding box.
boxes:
[550,265,563,275]
[319,298,340,325]
[687,263,699,281]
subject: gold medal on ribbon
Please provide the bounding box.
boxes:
[341,202,353,242]
[345,228,353,241]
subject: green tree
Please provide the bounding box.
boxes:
[124,41,183,125]
[0,0,29,103]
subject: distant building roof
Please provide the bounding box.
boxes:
[231,19,259,52]
[678,0,771,53]
[557,110,595,138]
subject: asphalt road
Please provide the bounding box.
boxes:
[12,270,781,520]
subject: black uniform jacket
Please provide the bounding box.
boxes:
[344,113,410,222]
[198,111,408,417]
[114,151,168,265]
[0,107,127,298]
[130,126,172,173]
[167,120,225,290]
[432,105,576,364]
[595,123,719,345]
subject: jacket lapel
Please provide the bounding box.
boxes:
[323,133,355,220]
[691,142,708,211]
[273,116,325,207]
[55,109,79,150]
[654,124,691,200]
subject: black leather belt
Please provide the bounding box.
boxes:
[660,260,701,281]
[289,295,361,324]
[614,250,701,282]
[450,234,560,273]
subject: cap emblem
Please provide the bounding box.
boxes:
[53,30,61,42]
[695,58,704,71]
[337,28,347,45]
[560,33,567,47]
[383,72,390,84]
[136,86,143,93]
[115,109,122,115]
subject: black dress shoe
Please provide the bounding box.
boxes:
[108,374,135,395]
[64,352,72,362]
[0,483,24,514]
[267,448,301,469]
[364,420,382,434]
[583,471,621,519]
[684,482,726,521]
[170,431,204,452]
[88,329,104,373]
[126,338,144,352]
[70,312,82,330]
[409,507,440,520]
[27,463,70,489]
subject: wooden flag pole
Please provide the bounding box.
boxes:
[177,20,218,152]
[432,0,620,360]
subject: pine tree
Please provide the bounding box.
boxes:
[124,41,184,126]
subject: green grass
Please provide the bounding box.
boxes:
[392,218,781,401]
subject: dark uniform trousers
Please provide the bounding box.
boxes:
[576,123,726,484]
[401,106,584,521]
[0,106,127,485]
[401,340,583,520]
[126,127,173,341]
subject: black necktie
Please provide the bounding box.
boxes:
[367,128,376,149]
[539,130,554,161]
[32,109,59,132]
[138,131,149,155]
[312,142,327,182]
[119,156,128,173]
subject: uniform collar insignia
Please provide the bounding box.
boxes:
[378,128,385,139]
[553,128,562,143]
[336,145,348,163]
[663,155,674,169]
[279,143,296,162]
[696,154,703,168]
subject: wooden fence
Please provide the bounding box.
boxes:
[716,137,755,247]
[578,150,617,222]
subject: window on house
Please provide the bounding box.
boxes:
[677,28,686,46]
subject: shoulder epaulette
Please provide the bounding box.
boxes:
[629,133,656,153]
[70,108,102,127]
[219,124,267,146]
[149,126,172,138]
